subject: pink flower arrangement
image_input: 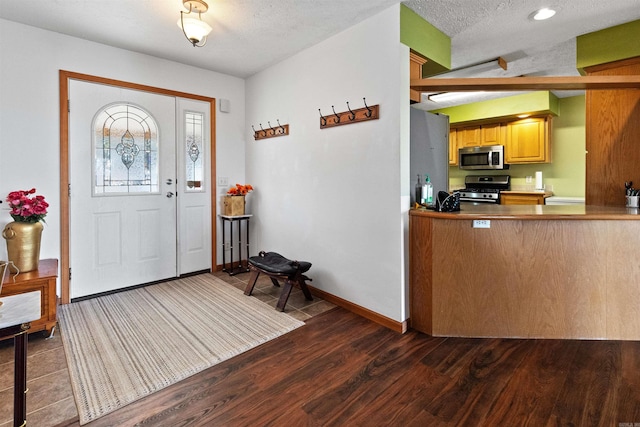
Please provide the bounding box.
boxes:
[6,188,49,223]
[227,184,253,196]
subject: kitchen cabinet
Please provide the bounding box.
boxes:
[1,259,58,337]
[480,123,505,146]
[585,57,640,206]
[449,115,551,164]
[457,125,481,147]
[453,123,505,148]
[409,206,640,340]
[449,128,458,165]
[500,191,548,205]
[409,51,428,103]
[506,116,551,163]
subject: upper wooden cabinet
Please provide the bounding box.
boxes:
[449,116,551,165]
[454,123,505,147]
[449,129,457,165]
[481,123,505,146]
[506,116,551,164]
[409,51,428,103]
[457,125,481,147]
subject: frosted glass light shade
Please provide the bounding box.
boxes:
[177,17,212,44]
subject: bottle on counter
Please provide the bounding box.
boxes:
[422,174,433,205]
[415,174,422,205]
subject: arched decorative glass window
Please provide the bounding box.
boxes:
[93,103,159,195]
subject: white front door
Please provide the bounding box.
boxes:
[69,80,178,299]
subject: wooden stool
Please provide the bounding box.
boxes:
[244,251,313,311]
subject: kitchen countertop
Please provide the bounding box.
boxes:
[410,203,640,220]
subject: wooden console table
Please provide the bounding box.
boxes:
[1,259,58,337]
[0,291,41,427]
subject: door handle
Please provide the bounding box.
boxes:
[166,179,173,185]
[166,192,174,198]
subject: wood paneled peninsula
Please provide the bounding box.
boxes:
[409,204,640,340]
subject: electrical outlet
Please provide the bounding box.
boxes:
[472,219,491,228]
[217,177,229,187]
[525,176,532,183]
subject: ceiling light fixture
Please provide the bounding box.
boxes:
[531,7,556,21]
[428,91,487,103]
[177,0,212,47]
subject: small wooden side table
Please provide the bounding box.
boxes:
[1,259,58,337]
[219,215,252,275]
[0,291,41,427]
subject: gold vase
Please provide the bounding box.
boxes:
[2,221,43,273]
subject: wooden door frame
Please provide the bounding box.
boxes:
[59,70,217,304]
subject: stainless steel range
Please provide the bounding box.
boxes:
[459,175,511,204]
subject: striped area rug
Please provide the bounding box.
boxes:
[58,274,304,425]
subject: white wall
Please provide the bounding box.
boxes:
[246,5,409,321]
[0,19,245,267]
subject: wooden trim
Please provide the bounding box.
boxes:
[307,285,408,334]
[409,50,428,66]
[583,56,640,74]
[410,75,640,92]
[210,99,217,275]
[59,72,70,305]
[58,70,217,304]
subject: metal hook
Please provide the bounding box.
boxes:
[363,98,373,118]
[346,101,356,121]
[331,105,341,123]
[268,121,276,135]
[277,119,285,134]
[252,125,257,136]
[259,123,267,137]
[318,109,327,126]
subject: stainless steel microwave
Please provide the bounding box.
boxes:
[458,145,508,170]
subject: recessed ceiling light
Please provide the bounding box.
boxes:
[531,7,556,21]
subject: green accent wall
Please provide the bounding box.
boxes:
[449,96,585,198]
[577,19,640,72]
[400,4,451,76]
[430,92,559,123]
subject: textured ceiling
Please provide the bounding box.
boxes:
[0,0,639,99]
[404,0,640,106]
[0,0,399,78]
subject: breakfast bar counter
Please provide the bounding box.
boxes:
[409,205,640,340]
[411,203,640,220]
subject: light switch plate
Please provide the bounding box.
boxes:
[217,176,229,187]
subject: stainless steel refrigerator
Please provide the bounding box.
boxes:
[410,107,450,205]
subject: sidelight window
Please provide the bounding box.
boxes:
[184,111,205,192]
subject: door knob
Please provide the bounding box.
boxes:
[166,192,174,198]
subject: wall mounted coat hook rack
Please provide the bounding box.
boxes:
[253,119,290,140]
[319,98,379,129]
[346,101,356,121]
[318,109,327,126]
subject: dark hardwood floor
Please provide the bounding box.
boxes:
[54,307,640,427]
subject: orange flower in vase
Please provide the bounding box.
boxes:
[227,184,253,196]
[224,184,253,216]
